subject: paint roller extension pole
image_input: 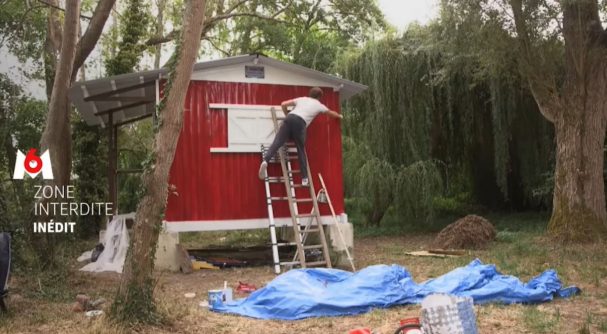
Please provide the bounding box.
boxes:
[318,174,356,271]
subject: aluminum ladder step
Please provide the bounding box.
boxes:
[303,245,323,250]
[299,228,320,233]
[269,197,313,203]
[305,261,327,266]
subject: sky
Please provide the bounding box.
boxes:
[378,0,439,31]
[0,1,440,99]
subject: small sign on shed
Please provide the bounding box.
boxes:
[245,65,265,79]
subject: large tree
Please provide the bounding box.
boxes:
[208,0,386,71]
[40,0,115,188]
[143,0,385,72]
[110,0,207,324]
[40,0,81,189]
[509,0,607,241]
[440,0,607,242]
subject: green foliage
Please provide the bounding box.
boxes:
[432,192,475,216]
[343,138,442,226]
[105,0,152,75]
[394,161,443,222]
[339,19,555,227]
[0,0,47,79]
[0,74,46,268]
[117,120,154,213]
[72,116,108,237]
[206,0,386,72]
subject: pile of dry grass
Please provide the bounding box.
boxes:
[433,214,496,250]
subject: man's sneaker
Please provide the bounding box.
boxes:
[301,177,309,187]
[258,161,268,180]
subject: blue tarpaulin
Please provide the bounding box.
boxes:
[212,259,579,320]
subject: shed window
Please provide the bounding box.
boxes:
[209,104,279,153]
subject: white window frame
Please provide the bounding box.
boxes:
[209,103,283,153]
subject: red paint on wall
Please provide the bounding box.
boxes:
[165,81,344,223]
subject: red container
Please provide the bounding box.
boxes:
[399,317,420,327]
[348,329,372,334]
[396,317,422,334]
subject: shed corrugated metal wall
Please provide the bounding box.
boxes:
[165,81,344,223]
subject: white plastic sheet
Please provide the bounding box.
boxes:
[80,216,129,273]
[76,250,93,262]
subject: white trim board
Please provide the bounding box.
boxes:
[209,103,281,111]
[163,215,347,233]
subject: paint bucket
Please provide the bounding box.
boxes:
[223,288,233,303]
[396,317,422,334]
[208,289,224,308]
[317,190,328,203]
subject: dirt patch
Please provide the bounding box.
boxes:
[433,215,496,250]
[4,221,607,334]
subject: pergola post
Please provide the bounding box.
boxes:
[107,113,118,215]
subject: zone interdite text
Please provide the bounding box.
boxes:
[33,185,113,233]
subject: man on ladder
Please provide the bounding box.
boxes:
[258,87,343,184]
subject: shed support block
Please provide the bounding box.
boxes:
[326,222,354,268]
[154,231,181,272]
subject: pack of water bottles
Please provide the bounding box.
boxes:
[420,294,478,334]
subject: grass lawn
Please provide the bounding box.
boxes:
[1,213,606,333]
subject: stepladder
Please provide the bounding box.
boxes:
[261,108,332,274]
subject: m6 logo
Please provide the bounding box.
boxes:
[13,149,54,180]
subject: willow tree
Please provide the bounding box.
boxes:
[509,0,607,241]
[340,22,556,225]
[110,0,207,325]
[340,36,444,225]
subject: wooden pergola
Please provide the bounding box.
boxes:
[69,70,163,214]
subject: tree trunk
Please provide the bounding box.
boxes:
[512,0,607,242]
[547,1,607,242]
[40,0,80,188]
[72,0,116,80]
[111,0,207,324]
[41,0,114,182]
[43,0,63,99]
[549,100,607,241]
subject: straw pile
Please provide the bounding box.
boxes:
[433,215,496,250]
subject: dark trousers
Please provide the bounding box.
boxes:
[263,114,308,179]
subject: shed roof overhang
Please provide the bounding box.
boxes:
[68,54,367,127]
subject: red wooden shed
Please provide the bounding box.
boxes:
[69,54,367,233]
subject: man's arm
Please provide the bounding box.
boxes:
[281,99,296,116]
[325,110,344,119]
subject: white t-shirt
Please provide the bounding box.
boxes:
[289,97,329,126]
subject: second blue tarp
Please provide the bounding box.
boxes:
[212,259,579,320]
